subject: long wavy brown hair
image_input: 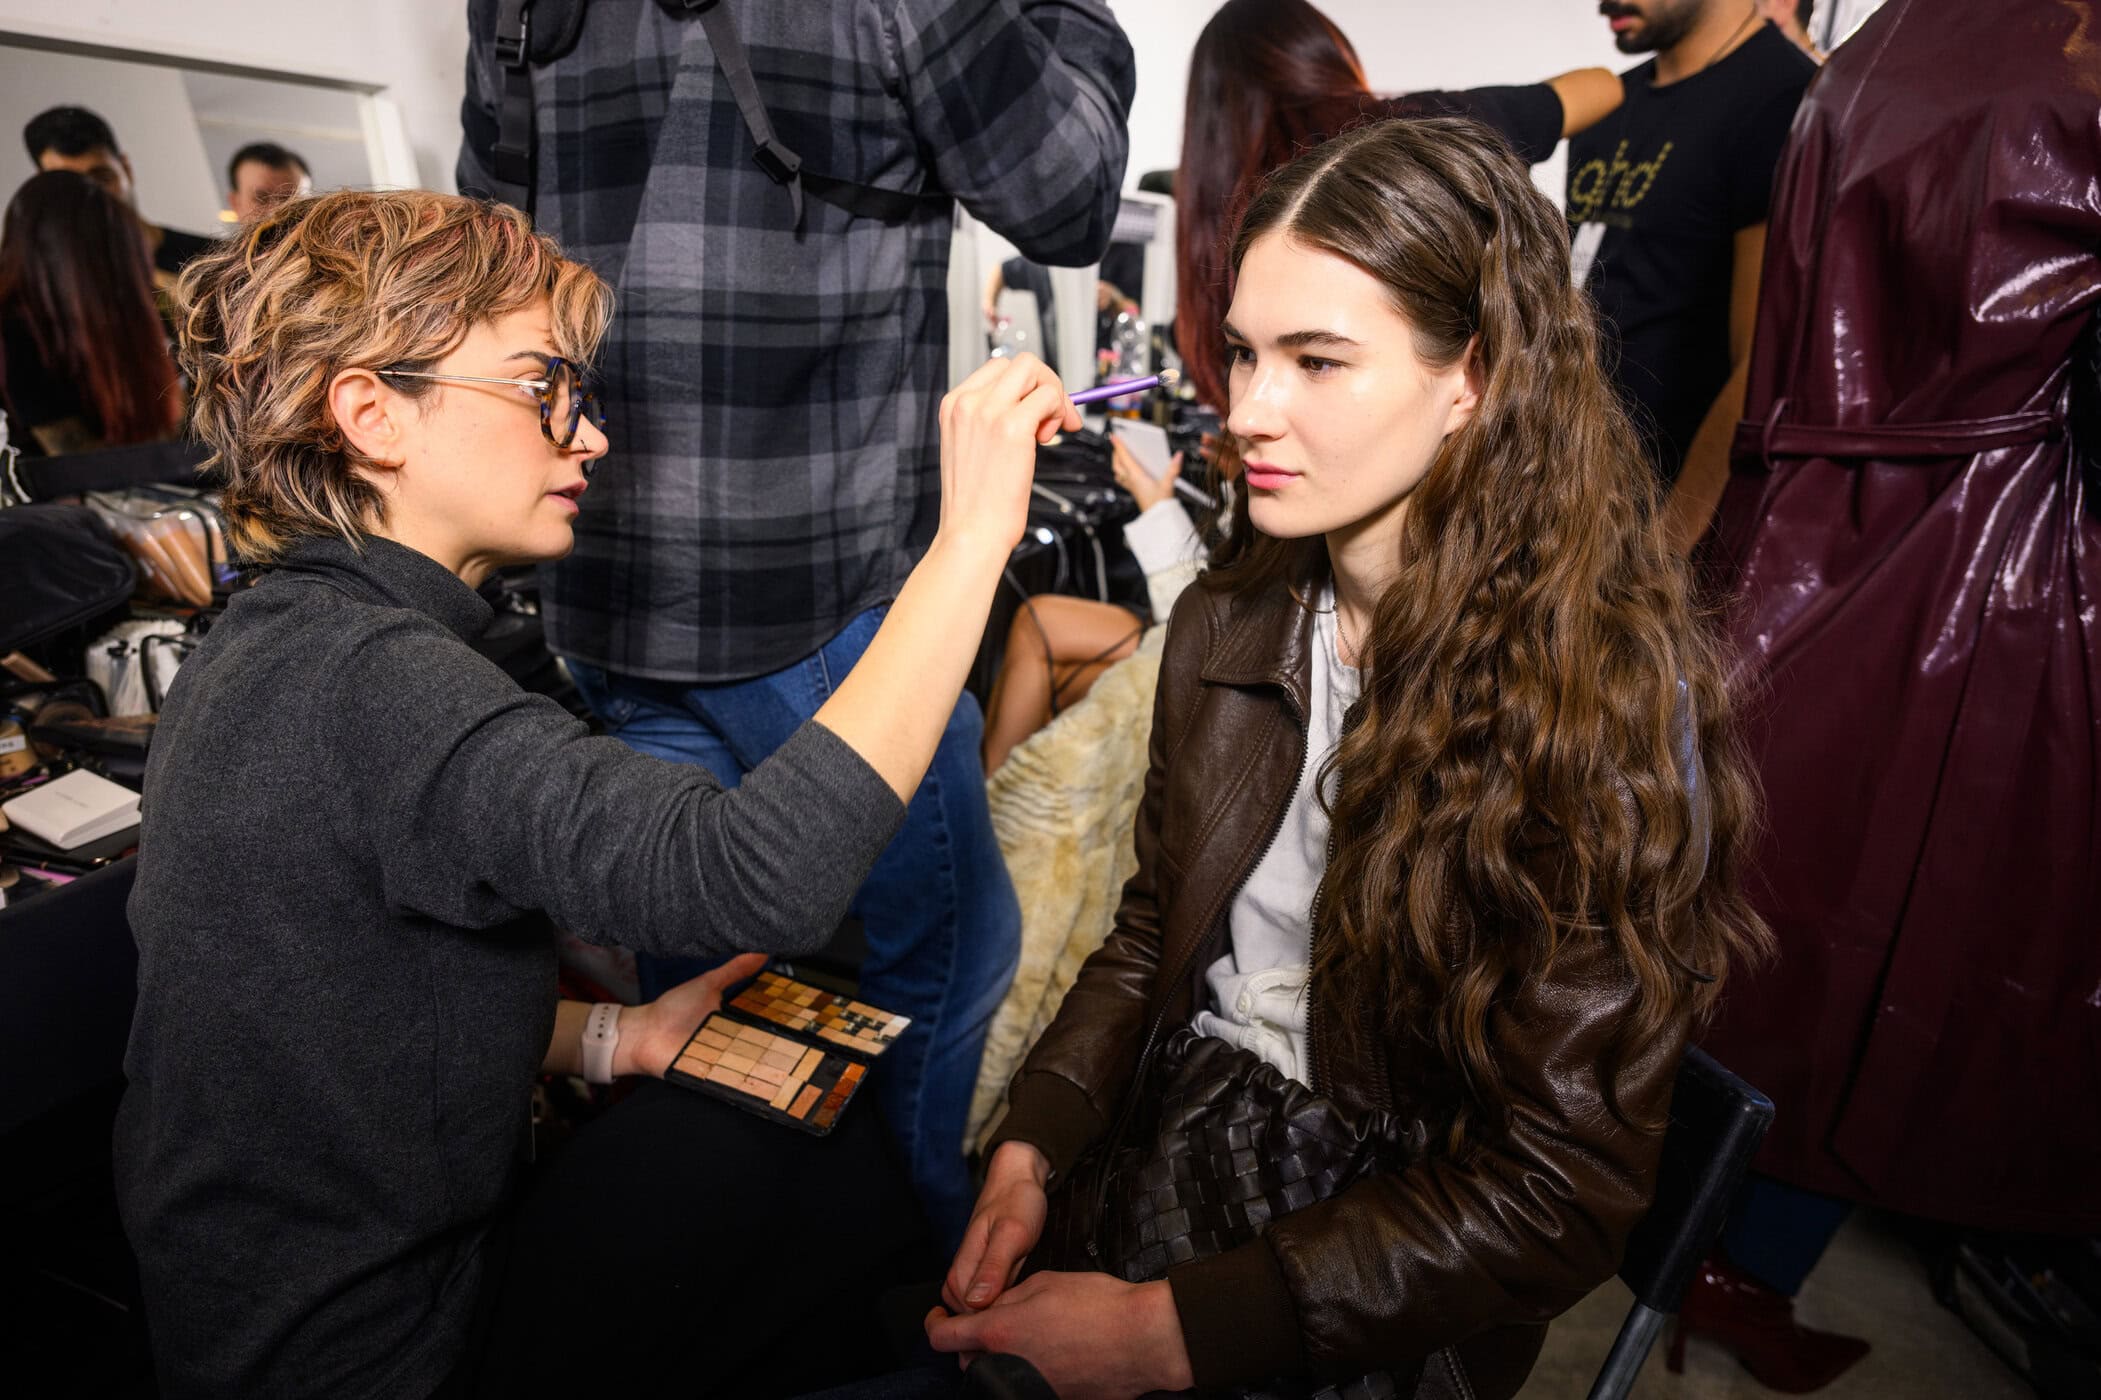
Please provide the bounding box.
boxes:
[1210,117,1769,1152]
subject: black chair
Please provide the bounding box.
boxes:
[0,857,153,1391]
[1586,1046,1775,1400]
[0,857,139,1133]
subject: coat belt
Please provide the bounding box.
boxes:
[1732,396,2064,465]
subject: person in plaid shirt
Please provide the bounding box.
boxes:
[459,0,1134,1239]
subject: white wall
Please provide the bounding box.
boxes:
[0,0,468,193]
[0,46,224,233]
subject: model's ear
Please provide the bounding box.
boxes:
[1443,335,1483,436]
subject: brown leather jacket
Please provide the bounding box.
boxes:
[988,579,1689,1398]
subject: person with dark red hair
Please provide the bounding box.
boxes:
[1173,0,1622,418]
[0,169,183,456]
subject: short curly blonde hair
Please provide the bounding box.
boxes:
[175,189,612,561]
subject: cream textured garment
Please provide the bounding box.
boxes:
[967,628,1164,1150]
[965,497,1208,1149]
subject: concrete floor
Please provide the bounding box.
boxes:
[1519,1213,2033,1399]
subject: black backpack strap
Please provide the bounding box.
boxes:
[802,171,931,225]
[488,0,537,212]
[677,0,806,227]
[672,0,945,226]
[483,0,947,226]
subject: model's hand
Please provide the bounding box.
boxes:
[943,1140,1050,1312]
[935,354,1079,558]
[925,1274,1194,1399]
[617,952,768,1078]
[1109,438,1182,514]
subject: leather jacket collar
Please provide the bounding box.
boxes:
[1197,578,1318,720]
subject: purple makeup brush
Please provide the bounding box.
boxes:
[1068,366,1180,406]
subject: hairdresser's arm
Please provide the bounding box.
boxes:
[1663,222,1765,553]
[339,359,1073,960]
[896,0,1135,265]
[811,356,1078,800]
[1545,67,1624,137]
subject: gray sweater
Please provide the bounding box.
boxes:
[114,535,904,1398]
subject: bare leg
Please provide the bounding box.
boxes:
[981,595,1144,773]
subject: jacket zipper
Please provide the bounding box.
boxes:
[1309,835,1402,1114]
[1087,703,1308,1257]
[1305,829,1334,1096]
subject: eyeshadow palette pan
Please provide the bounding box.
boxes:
[728,970,911,1058]
[666,1013,867,1135]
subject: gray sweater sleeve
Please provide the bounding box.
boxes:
[340,614,905,957]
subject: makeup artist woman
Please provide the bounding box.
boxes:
[113,189,1079,1400]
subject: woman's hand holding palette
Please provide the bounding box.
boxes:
[663,971,909,1136]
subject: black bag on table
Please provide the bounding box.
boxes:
[0,504,136,661]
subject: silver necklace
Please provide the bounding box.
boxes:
[1333,607,1362,669]
[1695,4,1763,77]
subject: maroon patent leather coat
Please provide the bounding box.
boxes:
[1697,0,2101,1231]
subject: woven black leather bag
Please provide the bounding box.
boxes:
[1034,1028,1468,1400]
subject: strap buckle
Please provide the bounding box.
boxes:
[752,139,801,186]
[494,1,532,70]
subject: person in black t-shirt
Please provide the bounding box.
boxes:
[1568,1,1815,547]
[23,106,215,287]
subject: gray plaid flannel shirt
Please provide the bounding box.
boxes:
[459,0,1134,682]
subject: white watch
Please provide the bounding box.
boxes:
[580,1002,622,1084]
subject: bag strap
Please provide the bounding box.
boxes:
[488,0,537,212]
[481,0,945,225]
[671,0,944,226]
[675,0,807,227]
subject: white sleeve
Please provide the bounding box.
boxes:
[1122,500,1204,622]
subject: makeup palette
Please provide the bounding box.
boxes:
[727,971,911,1058]
[663,972,908,1135]
[667,1015,867,1134]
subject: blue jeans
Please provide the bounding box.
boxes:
[567,606,1019,1243]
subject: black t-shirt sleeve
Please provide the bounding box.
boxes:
[1402,83,1565,164]
[1725,74,1810,229]
[152,228,217,277]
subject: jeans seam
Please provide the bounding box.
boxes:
[892,758,961,1179]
